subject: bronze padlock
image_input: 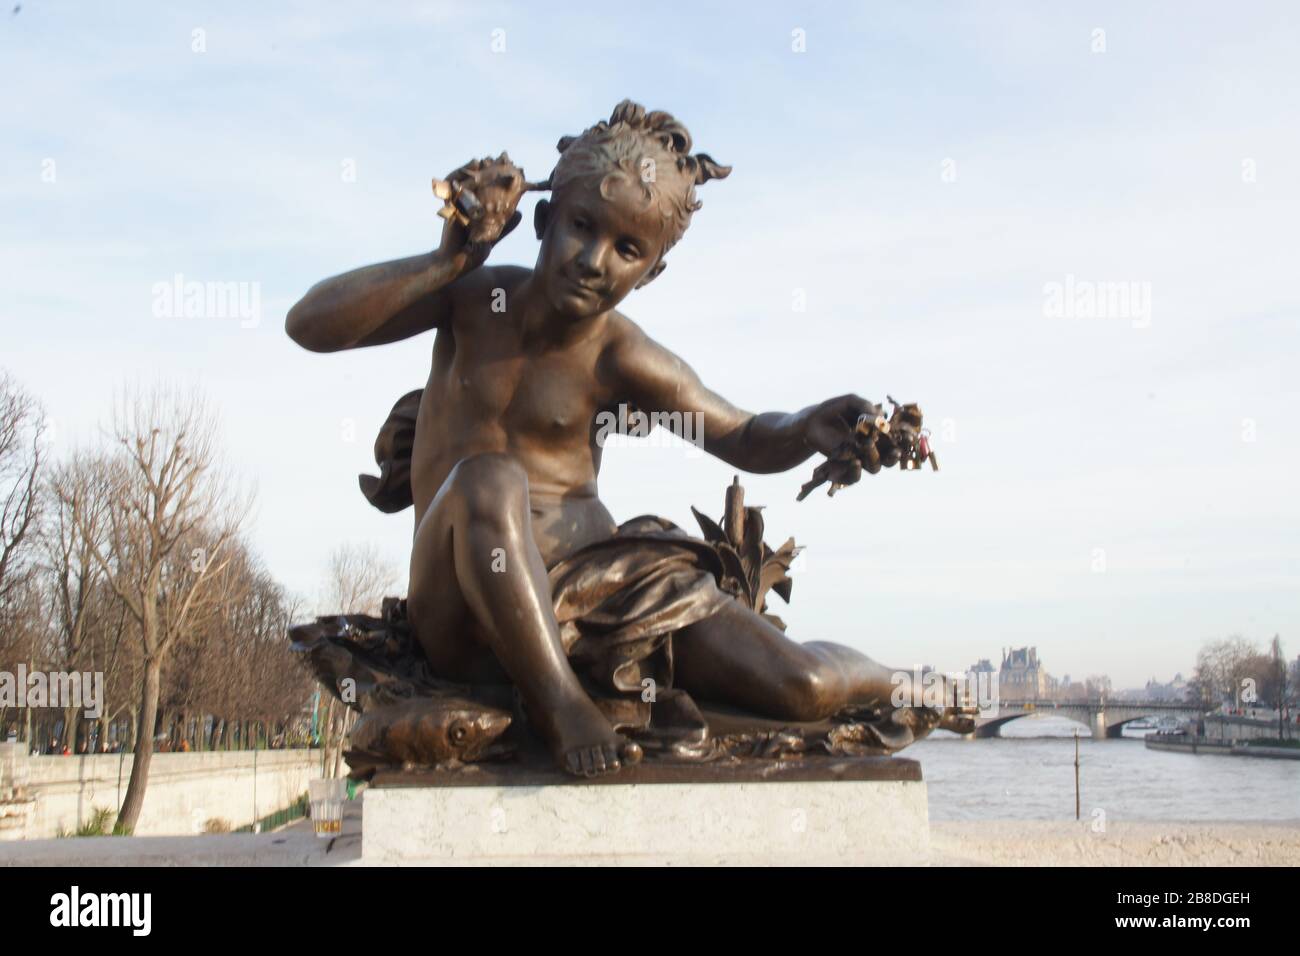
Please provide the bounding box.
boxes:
[432,177,484,227]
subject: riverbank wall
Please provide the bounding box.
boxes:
[1145,733,1300,759]
[0,742,323,839]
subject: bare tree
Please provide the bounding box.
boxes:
[1264,635,1290,738]
[71,385,252,833]
[0,371,45,611]
[1189,635,1261,709]
[1,376,317,762]
[1084,674,1112,699]
[317,543,401,775]
[164,540,314,752]
[0,372,47,745]
[323,542,400,615]
[0,571,48,743]
[44,455,118,750]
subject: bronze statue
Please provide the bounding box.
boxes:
[287,100,972,779]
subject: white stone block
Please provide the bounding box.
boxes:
[362,779,929,865]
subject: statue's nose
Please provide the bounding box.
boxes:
[576,241,607,278]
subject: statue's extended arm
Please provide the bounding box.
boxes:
[285,251,469,352]
[286,154,528,353]
[612,324,876,474]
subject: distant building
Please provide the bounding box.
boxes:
[957,658,999,707]
[1055,673,1086,699]
[999,646,1057,701]
[1143,673,1188,702]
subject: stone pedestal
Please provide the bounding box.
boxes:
[361,757,928,865]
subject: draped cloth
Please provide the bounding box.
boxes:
[548,515,735,696]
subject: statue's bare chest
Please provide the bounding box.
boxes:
[443,334,604,444]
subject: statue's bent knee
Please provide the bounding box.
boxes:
[446,453,529,514]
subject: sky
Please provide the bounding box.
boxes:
[2,1,1297,689]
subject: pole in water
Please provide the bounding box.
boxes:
[1074,730,1081,821]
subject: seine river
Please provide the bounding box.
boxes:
[912,717,1300,822]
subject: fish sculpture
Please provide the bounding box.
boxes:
[347,696,514,772]
[289,603,516,776]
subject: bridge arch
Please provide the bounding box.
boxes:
[972,702,1202,739]
[973,711,1094,739]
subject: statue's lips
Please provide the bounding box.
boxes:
[562,276,604,298]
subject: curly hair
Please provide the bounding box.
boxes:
[543,99,731,256]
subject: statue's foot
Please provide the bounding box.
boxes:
[542,696,629,778]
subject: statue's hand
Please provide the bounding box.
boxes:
[435,153,530,270]
[796,394,929,499]
[799,394,881,497]
[804,394,879,459]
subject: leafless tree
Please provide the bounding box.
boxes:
[316,543,401,775]
[0,572,48,744]
[44,454,120,749]
[1263,635,1290,738]
[163,540,314,752]
[323,542,400,615]
[1084,674,1112,699]
[0,371,45,612]
[1189,635,1262,709]
[0,372,48,743]
[70,385,252,833]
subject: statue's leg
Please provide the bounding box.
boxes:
[673,597,953,724]
[407,452,624,776]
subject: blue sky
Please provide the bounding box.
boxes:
[3,1,1297,687]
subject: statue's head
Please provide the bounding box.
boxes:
[533,99,730,317]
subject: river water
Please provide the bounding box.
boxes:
[912,717,1300,822]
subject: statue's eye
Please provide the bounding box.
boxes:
[450,723,469,743]
[572,216,589,231]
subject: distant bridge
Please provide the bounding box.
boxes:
[971,699,1209,740]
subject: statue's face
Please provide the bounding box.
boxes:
[535,174,669,318]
